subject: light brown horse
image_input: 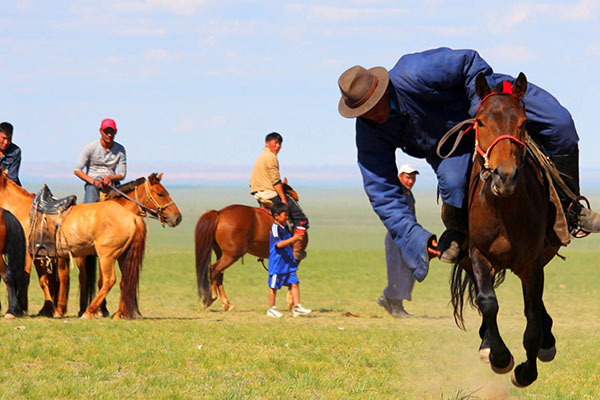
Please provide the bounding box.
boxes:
[195,184,308,311]
[0,208,27,318]
[450,73,561,387]
[72,173,182,317]
[0,169,147,319]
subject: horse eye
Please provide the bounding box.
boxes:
[158,193,165,197]
[476,119,484,127]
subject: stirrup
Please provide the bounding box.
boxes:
[567,196,591,238]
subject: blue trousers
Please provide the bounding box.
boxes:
[84,183,100,204]
[429,152,471,209]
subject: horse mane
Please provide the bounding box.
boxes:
[0,169,34,199]
[282,182,299,202]
[105,177,146,199]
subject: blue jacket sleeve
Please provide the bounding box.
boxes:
[356,118,434,282]
[7,146,22,186]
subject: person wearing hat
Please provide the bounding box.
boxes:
[378,164,421,318]
[338,47,600,280]
[0,122,22,186]
[74,118,127,204]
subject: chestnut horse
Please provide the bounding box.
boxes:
[74,173,182,317]
[450,73,562,387]
[50,173,181,318]
[195,183,308,311]
[0,170,146,319]
[0,208,27,318]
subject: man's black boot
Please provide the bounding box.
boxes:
[438,203,467,264]
[551,148,600,233]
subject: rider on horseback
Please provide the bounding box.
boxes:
[337,47,600,280]
[249,132,309,230]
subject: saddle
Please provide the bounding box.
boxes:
[28,185,77,259]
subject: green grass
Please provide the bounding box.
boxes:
[1,185,599,399]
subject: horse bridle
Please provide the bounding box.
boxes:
[474,81,527,171]
[107,180,174,224]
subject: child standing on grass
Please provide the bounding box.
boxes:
[267,203,312,318]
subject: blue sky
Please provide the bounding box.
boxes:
[2,0,600,183]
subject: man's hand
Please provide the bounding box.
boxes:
[101,176,112,186]
[93,178,105,188]
[427,238,441,259]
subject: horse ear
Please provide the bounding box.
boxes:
[149,173,157,184]
[475,73,490,99]
[157,173,163,181]
[283,177,288,185]
[513,72,527,100]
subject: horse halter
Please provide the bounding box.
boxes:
[474,81,527,171]
[135,180,174,225]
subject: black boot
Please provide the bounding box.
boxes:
[438,203,467,264]
[550,148,600,233]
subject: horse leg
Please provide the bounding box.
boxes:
[33,259,56,317]
[471,248,514,374]
[0,257,22,318]
[80,256,116,319]
[97,263,110,317]
[537,303,556,362]
[54,258,70,317]
[478,319,491,363]
[211,254,237,311]
[512,263,544,387]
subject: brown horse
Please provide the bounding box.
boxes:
[0,208,27,318]
[195,184,308,311]
[73,173,182,317]
[0,170,146,319]
[450,73,562,387]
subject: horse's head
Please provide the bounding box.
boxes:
[282,177,299,202]
[475,72,528,197]
[145,173,182,227]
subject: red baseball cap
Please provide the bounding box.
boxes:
[100,118,117,131]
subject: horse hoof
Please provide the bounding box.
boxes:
[538,345,557,362]
[491,355,514,374]
[4,313,16,319]
[479,347,490,363]
[53,312,64,318]
[222,304,236,312]
[112,312,123,320]
[511,371,527,388]
[80,312,92,320]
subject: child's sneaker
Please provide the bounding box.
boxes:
[292,304,312,317]
[266,306,283,318]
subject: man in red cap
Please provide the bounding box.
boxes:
[74,118,127,203]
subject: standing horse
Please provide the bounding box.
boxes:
[0,208,27,318]
[0,170,146,319]
[450,73,562,387]
[195,183,308,311]
[73,173,182,317]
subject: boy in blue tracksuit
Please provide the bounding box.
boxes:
[267,203,311,318]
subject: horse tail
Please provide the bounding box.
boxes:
[2,208,27,315]
[450,262,476,330]
[119,218,146,319]
[79,255,97,314]
[195,210,219,308]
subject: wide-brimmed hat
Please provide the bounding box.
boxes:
[338,65,389,118]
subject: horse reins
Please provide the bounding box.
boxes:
[107,181,173,224]
[437,81,526,171]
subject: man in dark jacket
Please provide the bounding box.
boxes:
[338,47,600,281]
[0,122,22,186]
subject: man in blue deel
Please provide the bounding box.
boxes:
[337,47,600,282]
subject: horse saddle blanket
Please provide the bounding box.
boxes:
[28,185,76,258]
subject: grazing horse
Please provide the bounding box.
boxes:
[450,73,562,387]
[0,170,146,319]
[195,183,308,311]
[73,173,182,317]
[0,208,27,318]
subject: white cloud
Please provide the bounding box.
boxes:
[110,0,210,16]
[486,44,537,63]
[117,27,168,36]
[286,4,408,23]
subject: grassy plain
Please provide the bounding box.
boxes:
[1,183,599,399]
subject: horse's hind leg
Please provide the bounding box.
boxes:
[211,254,238,311]
[478,319,491,363]
[54,258,70,317]
[537,303,556,362]
[0,257,22,318]
[33,259,56,317]
[512,263,544,388]
[471,249,514,374]
[81,256,116,319]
